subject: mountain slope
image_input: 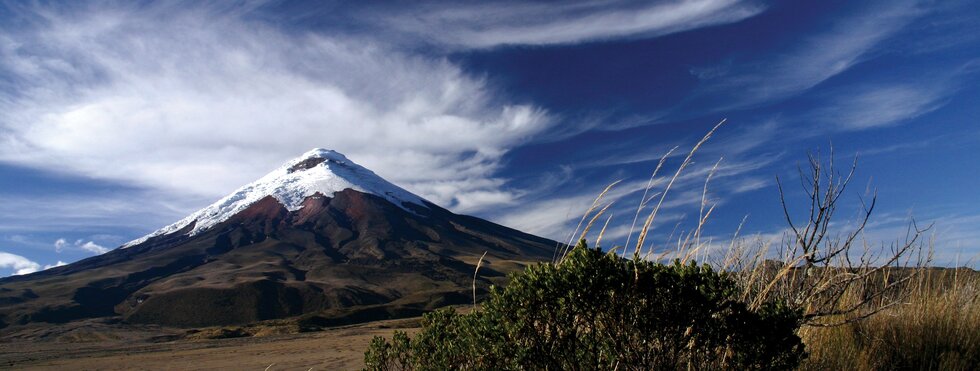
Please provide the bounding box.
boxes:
[0,149,556,329]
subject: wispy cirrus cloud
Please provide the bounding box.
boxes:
[0,0,782,228]
[810,59,980,132]
[816,83,949,131]
[0,193,193,233]
[490,117,789,244]
[493,149,780,243]
[494,179,653,241]
[0,2,552,214]
[692,0,922,109]
[361,0,766,49]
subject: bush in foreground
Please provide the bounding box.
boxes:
[364,241,806,370]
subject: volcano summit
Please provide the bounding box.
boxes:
[0,149,556,329]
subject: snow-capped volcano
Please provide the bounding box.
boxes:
[124,148,428,248]
[0,148,556,330]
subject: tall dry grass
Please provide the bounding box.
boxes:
[799,267,980,371]
[571,120,978,370]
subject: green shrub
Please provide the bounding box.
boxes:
[364,241,806,370]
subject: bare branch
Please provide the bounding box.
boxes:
[740,148,929,326]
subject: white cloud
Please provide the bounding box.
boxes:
[0,3,552,214]
[78,241,109,255]
[365,0,765,48]
[0,251,41,275]
[54,238,110,255]
[0,252,67,276]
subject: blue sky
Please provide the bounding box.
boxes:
[1,0,978,275]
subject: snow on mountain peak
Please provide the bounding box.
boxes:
[122,148,428,248]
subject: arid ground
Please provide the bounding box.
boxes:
[0,317,421,370]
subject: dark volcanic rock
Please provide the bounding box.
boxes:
[288,157,327,173]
